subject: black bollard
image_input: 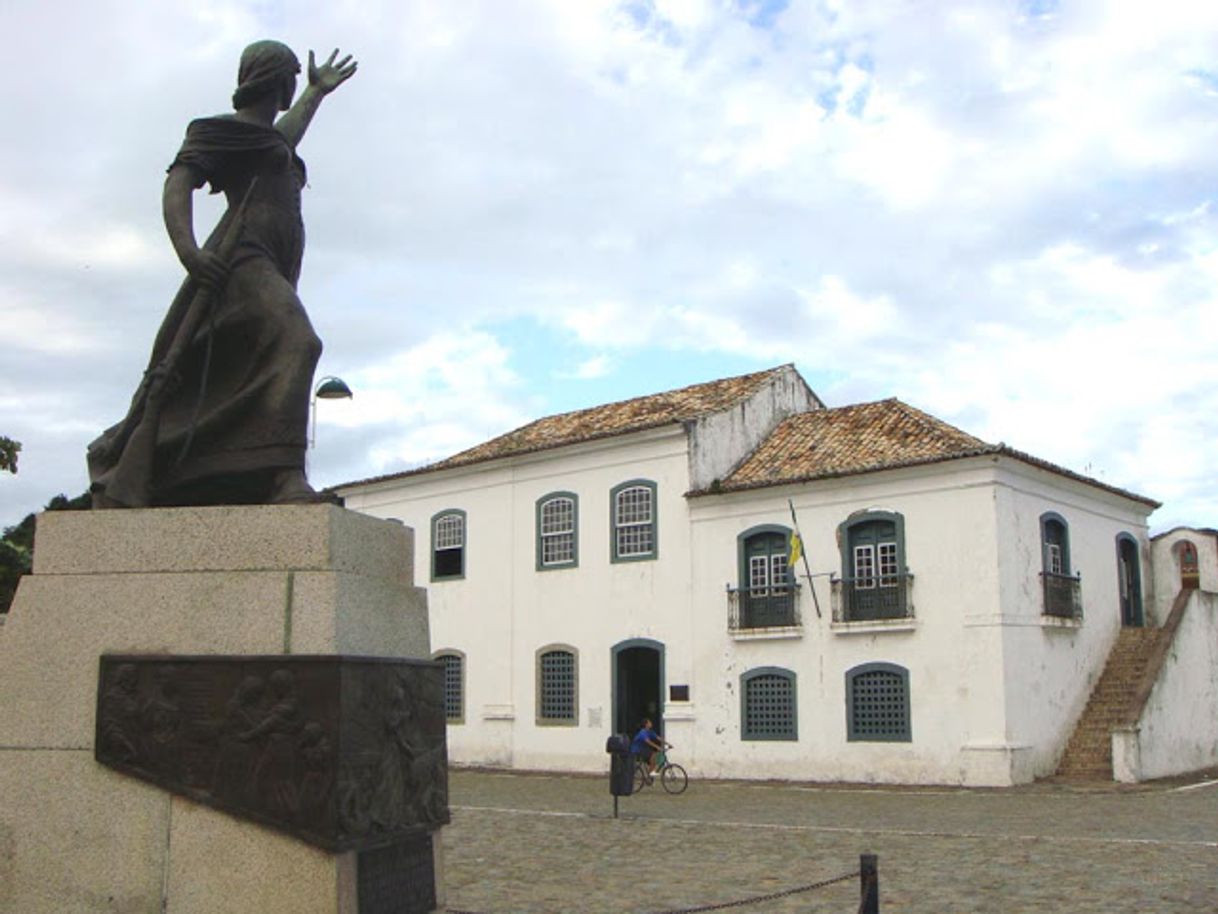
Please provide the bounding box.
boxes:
[606,734,633,818]
[859,853,879,914]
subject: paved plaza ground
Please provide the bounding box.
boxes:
[440,767,1218,913]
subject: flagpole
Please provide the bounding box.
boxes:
[788,498,821,619]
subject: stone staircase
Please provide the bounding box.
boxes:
[1055,627,1161,779]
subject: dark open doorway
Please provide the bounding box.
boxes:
[1117,534,1144,627]
[613,639,663,737]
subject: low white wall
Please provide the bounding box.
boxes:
[1114,590,1218,782]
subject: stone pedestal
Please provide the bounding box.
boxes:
[0,504,442,914]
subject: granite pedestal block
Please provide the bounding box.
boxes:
[0,504,444,914]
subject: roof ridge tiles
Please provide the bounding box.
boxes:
[337,364,793,489]
[696,397,1154,507]
[334,370,1156,510]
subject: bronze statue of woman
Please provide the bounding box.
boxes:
[88,41,356,507]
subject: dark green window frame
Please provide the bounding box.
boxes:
[431,509,467,581]
[610,479,658,563]
[839,510,906,580]
[735,524,798,628]
[837,510,909,621]
[1116,533,1144,627]
[433,650,465,724]
[845,662,911,742]
[741,666,798,741]
[536,644,579,726]
[536,491,579,571]
[1039,511,1082,618]
[1040,512,1071,576]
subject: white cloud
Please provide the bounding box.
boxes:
[564,355,613,380]
[3,0,1218,534]
[561,300,658,348]
[797,276,899,345]
[311,330,528,478]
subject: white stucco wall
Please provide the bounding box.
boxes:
[340,426,697,772]
[991,460,1154,781]
[686,460,1009,785]
[685,365,820,491]
[339,432,1156,787]
[1114,590,1218,781]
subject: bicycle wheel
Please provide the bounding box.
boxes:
[660,763,688,794]
[632,760,649,793]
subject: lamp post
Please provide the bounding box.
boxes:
[310,376,353,447]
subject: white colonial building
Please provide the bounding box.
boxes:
[337,365,1215,786]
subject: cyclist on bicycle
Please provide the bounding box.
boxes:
[630,717,670,778]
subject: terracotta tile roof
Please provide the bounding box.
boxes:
[716,399,988,490]
[339,365,792,488]
[704,398,1159,507]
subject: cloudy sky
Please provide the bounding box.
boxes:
[1,0,1215,531]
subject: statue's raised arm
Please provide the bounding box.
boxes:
[87,41,356,509]
[276,49,358,148]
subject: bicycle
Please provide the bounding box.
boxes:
[632,748,688,794]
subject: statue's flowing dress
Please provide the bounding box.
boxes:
[89,116,321,505]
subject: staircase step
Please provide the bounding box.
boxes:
[1054,627,1162,781]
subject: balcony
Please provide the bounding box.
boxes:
[1041,572,1082,620]
[727,584,802,631]
[831,574,914,623]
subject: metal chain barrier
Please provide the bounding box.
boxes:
[447,868,860,914]
[643,869,859,914]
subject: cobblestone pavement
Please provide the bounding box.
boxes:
[441,768,1218,913]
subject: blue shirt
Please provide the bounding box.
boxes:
[631,727,658,754]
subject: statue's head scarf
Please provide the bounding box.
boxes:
[232,40,301,110]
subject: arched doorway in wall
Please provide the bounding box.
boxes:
[612,639,664,737]
[1116,534,1144,627]
[1176,539,1200,590]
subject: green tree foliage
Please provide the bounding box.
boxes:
[0,491,90,614]
[0,436,19,474]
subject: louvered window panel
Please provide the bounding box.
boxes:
[539,650,576,722]
[847,664,911,742]
[438,654,463,722]
[742,669,797,741]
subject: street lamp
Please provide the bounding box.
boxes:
[310,376,353,447]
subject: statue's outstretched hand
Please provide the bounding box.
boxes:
[308,49,357,95]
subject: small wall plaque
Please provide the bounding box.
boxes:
[357,833,436,914]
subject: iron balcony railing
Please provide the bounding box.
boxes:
[1041,571,1082,620]
[830,573,914,622]
[726,583,802,631]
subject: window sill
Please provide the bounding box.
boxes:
[1040,614,1082,630]
[611,553,658,564]
[730,626,803,642]
[831,618,918,635]
[742,735,799,742]
[846,735,913,743]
